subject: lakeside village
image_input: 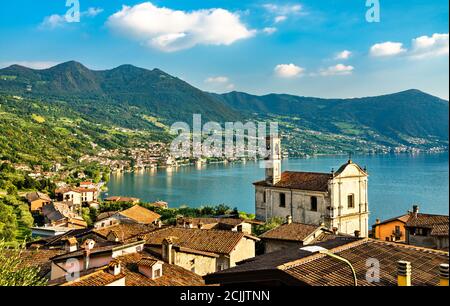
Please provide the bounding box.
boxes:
[0,136,448,287]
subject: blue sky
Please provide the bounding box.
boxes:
[0,0,448,99]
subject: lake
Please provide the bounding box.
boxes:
[106,153,449,225]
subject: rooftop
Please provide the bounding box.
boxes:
[253,171,332,192]
[205,238,449,286]
[142,227,259,255]
[117,205,161,224]
[260,222,324,242]
[94,223,159,242]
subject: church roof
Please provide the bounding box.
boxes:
[253,171,332,192]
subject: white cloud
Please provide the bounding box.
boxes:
[410,33,449,59]
[370,41,407,57]
[262,27,277,35]
[320,64,354,76]
[274,16,287,24]
[84,7,104,17]
[263,3,303,23]
[0,61,60,69]
[204,76,235,91]
[40,7,104,29]
[40,14,66,29]
[263,3,302,15]
[106,2,255,52]
[335,50,352,60]
[274,63,305,78]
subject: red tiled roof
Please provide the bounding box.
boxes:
[118,205,161,224]
[260,222,322,242]
[118,252,205,286]
[142,227,258,255]
[205,238,449,286]
[94,224,158,242]
[406,213,449,237]
[61,269,125,286]
[253,171,332,192]
[281,239,449,286]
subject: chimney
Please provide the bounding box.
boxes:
[286,215,293,224]
[439,263,449,286]
[162,237,175,264]
[376,219,380,224]
[82,239,96,271]
[354,230,361,238]
[107,259,122,276]
[332,227,338,234]
[397,261,412,286]
[197,222,204,230]
[412,205,419,216]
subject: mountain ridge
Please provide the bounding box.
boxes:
[0,61,448,158]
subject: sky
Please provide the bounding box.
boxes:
[0,0,448,99]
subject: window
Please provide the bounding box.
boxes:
[263,191,266,203]
[311,196,318,211]
[154,269,161,278]
[347,194,355,208]
[279,193,286,207]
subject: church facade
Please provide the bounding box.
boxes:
[254,136,369,237]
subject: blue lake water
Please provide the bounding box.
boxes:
[107,153,449,225]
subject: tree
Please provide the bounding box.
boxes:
[0,241,47,286]
[0,202,17,241]
[6,183,18,196]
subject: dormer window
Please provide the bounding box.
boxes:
[137,258,163,280]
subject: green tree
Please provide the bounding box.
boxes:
[6,183,18,196]
[0,241,47,286]
[0,202,17,241]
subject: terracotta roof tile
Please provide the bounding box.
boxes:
[143,227,257,255]
[118,252,205,286]
[94,224,158,242]
[62,269,126,286]
[406,213,449,229]
[118,205,161,224]
[260,222,321,242]
[282,239,449,286]
[253,171,332,192]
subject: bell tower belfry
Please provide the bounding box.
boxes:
[265,135,281,186]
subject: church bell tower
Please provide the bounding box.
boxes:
[265,135,281,185]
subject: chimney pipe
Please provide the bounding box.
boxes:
[197,222,204,229]
[412,205,419,216]
[439,263,449,286]
[354,230,361,238]
[286,215,293,224]
[397,261,412,286]
[332,227,338,234]
[376,219,380,224]
[84,249,90,271]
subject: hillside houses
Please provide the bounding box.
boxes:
[55,186,99,206]
[26,191,52,212]
[94,205,161,229]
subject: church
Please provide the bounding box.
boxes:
[254,136,369,237]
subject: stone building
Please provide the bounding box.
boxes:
[254,136,369,237]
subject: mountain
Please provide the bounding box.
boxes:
[0,61,240,123]
[0,61,448,163]
[214,89,449,144]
